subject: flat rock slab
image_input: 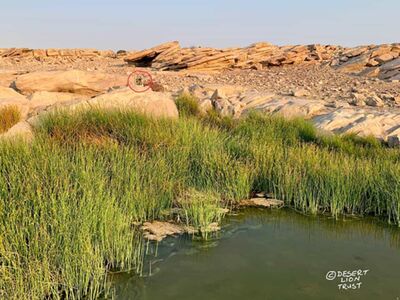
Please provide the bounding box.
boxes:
[14,70,127,96]
[239,198,284,208]
[141,221,196,242]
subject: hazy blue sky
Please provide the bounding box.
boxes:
[1,0,399,50]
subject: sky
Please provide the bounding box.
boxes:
[1,0,399,50]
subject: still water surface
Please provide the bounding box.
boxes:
[112,209,400,300]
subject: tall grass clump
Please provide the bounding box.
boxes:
[177,189,227,238]
[175,93,201,117]
[0,105,21,133]
[1,107,400,299]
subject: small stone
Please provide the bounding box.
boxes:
[379,93,395,101]
[325,101,338,108]
[365,94,384,107]
[366,59,380,67]
[290,88,310,97]
[250,63,263,70]
[349,93,366,106]
[150,82,165,92]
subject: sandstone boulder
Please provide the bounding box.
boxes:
[28,91,89,110]
[0,121,33,141]
[290,88,310,97]
[0,87,29,118]
[86,88,178,118]
[365,94,384,107]
[14,70,127,96]
[0,71,25,87]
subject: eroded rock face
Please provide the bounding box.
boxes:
[15,70,127,96]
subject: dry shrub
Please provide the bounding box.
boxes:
[0,105,21,133]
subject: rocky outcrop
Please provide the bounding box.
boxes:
[333,44,400,82]
[1,42,399,82]
[125,41,341,71]
[123,41,399,81]
[184,84,400,145]
[0,48,116,59]
[15,70,127,96]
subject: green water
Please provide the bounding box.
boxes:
[111,209,400,300]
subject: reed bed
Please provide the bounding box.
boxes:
[1,101,400,299]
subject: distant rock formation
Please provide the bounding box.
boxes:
[0,48,116,59]
[1,41,399,81]
[123,41,341,71]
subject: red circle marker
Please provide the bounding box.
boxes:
[127,69,153,93]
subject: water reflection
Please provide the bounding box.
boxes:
[110,209,400,300]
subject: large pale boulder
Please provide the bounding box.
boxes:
[0,71,23,87]
[28,91,89,110]
[0,86,29,118]
[14,70,127,96]
[0,86,27,102]
[27,88,179,127]
[86,88,178,118]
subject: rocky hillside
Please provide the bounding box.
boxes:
[1,41,399,81]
